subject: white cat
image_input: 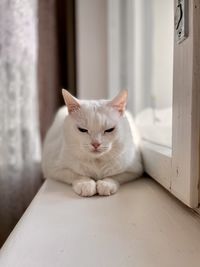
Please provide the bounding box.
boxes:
[42,89,143,197]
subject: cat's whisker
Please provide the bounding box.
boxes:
[63,145,78,150]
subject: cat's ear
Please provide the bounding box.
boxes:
[62,89,80,114]
[109,90,128,115]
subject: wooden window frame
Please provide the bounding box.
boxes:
[142,0,200,208]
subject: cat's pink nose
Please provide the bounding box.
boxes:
[91,142,101,149]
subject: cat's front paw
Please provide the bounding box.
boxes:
[97,178,119,196]
[72,178,96,197]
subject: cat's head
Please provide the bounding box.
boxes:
[62,89,128,158]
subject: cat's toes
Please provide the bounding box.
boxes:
[72,178,96,197]
[97,178,119,196]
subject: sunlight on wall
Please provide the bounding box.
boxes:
[76,0,108,100]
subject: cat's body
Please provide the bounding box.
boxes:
[42,90,143,197]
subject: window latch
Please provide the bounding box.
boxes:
[175,0,188,44]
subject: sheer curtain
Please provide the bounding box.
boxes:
[0,0,41,245]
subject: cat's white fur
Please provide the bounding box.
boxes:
[42,90,143,197]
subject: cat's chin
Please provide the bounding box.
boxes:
[90,151,104,157]
[89,150,108,158]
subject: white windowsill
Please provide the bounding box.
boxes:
[0,177,200,267]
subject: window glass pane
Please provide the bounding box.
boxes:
[108,0,174,148]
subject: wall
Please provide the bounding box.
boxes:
[76,0,108,99]
[38,0,61,140]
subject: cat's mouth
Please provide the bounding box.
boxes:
[92,149,102,154]
[90,148,106,156]
[82,145,109,156]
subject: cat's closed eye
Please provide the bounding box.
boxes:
[78,127,88,133]
[104,127,115,133]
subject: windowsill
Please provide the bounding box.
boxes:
[1,177,200,266]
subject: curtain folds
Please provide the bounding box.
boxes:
[0,0,41,245]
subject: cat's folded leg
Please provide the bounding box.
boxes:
[47,168,97,197]
[97,172,138,196]
[97,178,119,196]
[72,178,96,197]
